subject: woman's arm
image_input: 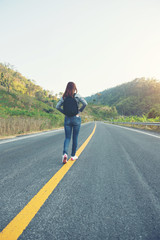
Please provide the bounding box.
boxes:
[76,94,88,113]
[56,97,65,114]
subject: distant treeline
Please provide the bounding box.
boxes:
[86,78,160,118]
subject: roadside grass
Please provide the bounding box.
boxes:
[109,115,160,133]
[0,114,93,138]
[0,115,64,137]
[0,88,63,137]
[112,115,160,123]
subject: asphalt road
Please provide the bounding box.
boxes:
[0,121,160,240]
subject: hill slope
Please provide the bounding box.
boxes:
[0,63,117,136]
[86,78,160,116]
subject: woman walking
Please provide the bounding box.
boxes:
[56,82,87,164]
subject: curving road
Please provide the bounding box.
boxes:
[0,122,160,240]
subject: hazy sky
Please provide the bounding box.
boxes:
[0,0,160,96]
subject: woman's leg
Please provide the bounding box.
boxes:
[63,117,72,155]
[71,117,81,156]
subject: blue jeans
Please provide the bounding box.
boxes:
[63,116,81,156]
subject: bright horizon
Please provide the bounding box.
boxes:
[0,0,160,97]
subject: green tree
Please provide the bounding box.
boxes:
[0,72,5,86]
[35,91,44,101]
[147,106,160,118]
[3,71,14,92]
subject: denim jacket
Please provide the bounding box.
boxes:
[56,93,87,115]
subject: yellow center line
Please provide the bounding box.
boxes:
[0,123,96,240]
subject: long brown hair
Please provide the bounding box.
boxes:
[63,82,77,99]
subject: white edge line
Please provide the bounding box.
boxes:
[105,123,160,139]
[0,128,64,145]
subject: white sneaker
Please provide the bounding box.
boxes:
[62,154,68,164]
[71,155,78,161]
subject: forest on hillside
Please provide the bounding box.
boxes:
[0,63,65,136]
[0,63,115,136]
[1,63,160,136]
[86,78,160,117]
[0,63,117,120]
[0,63,60,101]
